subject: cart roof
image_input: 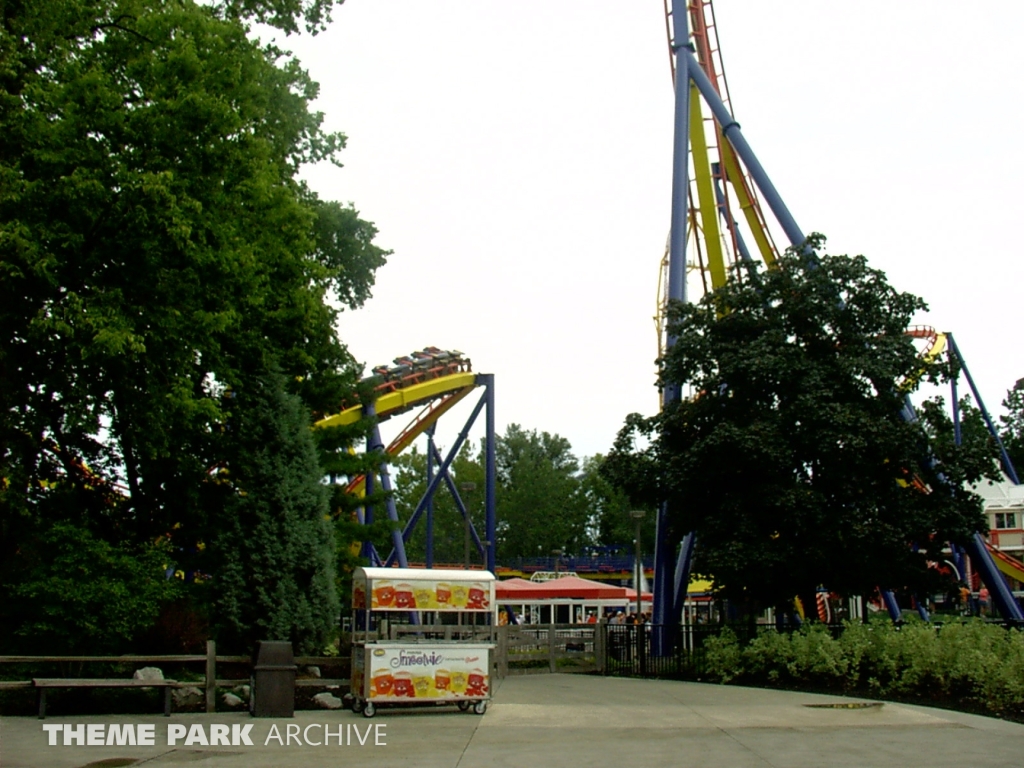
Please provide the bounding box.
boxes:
[354,567,496,582]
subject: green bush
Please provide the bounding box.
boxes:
[702,619,1024,717]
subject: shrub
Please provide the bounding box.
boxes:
[703,628,743,683]
[707,618,1024,717]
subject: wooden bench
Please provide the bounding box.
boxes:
[33,678,178,719]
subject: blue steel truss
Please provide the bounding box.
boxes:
[360,374,496,574]
[656,0,1022,637]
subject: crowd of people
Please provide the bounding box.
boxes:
[608,611,650,625]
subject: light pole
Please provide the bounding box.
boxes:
[551,548,563,576]
[460,482,476,569]
[630,510,646,620]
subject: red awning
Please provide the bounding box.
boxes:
[495,576,627,601]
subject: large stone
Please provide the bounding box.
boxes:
[222,693,244,708]
[172,686,203,708]
[301,665,321,679]
[234,684,251,700]
[133,667,164,682]
[312,692,342,710]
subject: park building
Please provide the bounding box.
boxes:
[977,477,1024,557]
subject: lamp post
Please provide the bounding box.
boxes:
[460,482,476,569]
[629,510,646,620]
[551,548,563,576]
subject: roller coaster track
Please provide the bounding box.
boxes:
[655,1,1024,626]
[313,349,480,498]
[986,542,1024,585]
[656,0,778,360]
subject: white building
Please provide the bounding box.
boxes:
[975,477,1024,555]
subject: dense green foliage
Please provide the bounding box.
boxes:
[494,425,590,559]
[4,522,180,654]
[209,369,338,654]
[704,620,1024,717]
[0,0,384,652]
[605,237,993,612]
[580,455,656,554]
[389,428,639,566]
[1001,379,1024,476]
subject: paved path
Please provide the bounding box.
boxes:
[3,675,1024,767]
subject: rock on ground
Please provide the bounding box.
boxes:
[133,667,164,681]
[222,693,244,708]
[312,692,342,710]
[173,686,203,708]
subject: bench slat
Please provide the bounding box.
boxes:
[35,679,177,719]
[33,678,177,688]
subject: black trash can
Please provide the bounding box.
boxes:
[251,641,296,717]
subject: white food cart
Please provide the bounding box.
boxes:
[350,567,496,717]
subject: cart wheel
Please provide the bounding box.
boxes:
[473,701,487,715]
[363,701,376,718]
[351,698,364,714]
[457,700,470,712]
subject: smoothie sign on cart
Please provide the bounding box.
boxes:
[362,646,489,703]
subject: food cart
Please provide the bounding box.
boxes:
[349,567,496,718]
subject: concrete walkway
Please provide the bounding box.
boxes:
[3,674,1024,767]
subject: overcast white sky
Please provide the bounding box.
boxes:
[287,2,1024,460]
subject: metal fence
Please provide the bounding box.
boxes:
[493,624,600,677]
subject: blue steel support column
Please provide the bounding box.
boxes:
[915,598,930,622]
[664,0,692,368]
[945,335,1022,620]
[652,0,693,652]
[426,424,436,568]
[483,374,497,574]
[428,443,486,558]
[947,334,1020,483]
[384,390,487,565]
[881,590,901,622]
[951,375,962,448]
[684,50,807,251]
[670,532,696,621]
[369,424,409,569]
[964,533,1023,622]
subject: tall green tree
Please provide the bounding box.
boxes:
[0,0,385,650]
[606,237,991,612]
[494,425,589,559]
[918,395,1004,486]
[211,368,338,654]
[580,454,655,553]
[1000,379,1024,476]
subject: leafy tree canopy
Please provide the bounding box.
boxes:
[388,426,608,566]
[579,454,656,553]
[605,236,993,612]
[0,0,385,650]
[1000,379,1024,476]
[494,424,590,560]
[211,368,338,654]
[2,522,180,654]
